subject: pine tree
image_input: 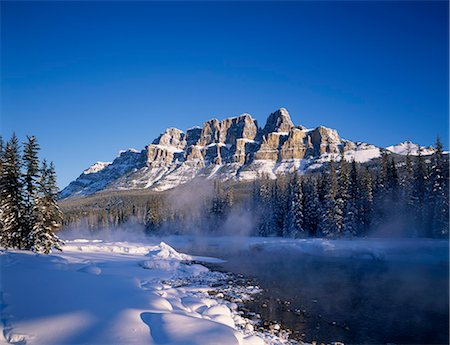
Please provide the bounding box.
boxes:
[210,180,226,231]
[319,159,342,237]
[225,184,234,209]
[359,167,373,234]
[338,153,350,236]
[387,157,399,203]
[430,136,449,237]
[411,148,429,236]
[273,175,289,236]
[401,150,416,234]
[343,160,359,236]
[283,173,304,237]
[29,161,63,253]
[0,134,26,249]
[258,174,272,237]
[303,176,320,236]
[22,135,40,248]
[0,136,5,234]
[145,197,163,233]
[372,151,390,229]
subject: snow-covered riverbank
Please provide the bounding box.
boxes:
[0,240,295,345]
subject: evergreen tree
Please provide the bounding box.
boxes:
[372,152,390,229]
[29,161,63,253]
[0,136,5,234]
[359,167,373,235]
[338,153,350,235]
[0,134,26,249]
[258,174,272,236]
[399,149,416,234]
[283,173,304,237]
[303,176,320,236]
[225,184,234,209]
[22,135,40,248]
[411,148,429,236]
[343,160,359,236]
[273,175,289,236]
[145,197,163,233]
[430,136,449,237]
[210,180,226,231]
[319,159,342,237]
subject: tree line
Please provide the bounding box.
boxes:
[0,134,63,253]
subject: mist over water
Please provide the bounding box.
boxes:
[175,237,449,344]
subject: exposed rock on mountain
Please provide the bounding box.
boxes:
[261,108,294,136]
[60,108,434,199]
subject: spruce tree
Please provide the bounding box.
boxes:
[22,135,40,248]
[29,161,63,253]
[411,148,429,236]
[359,167,373,234]
[273,175,289,236]
[210,180,226,231]
[343,160,359,236]
[338,153,350,236]
[303,176,320,236]
[0,134,26,249]
[430,136,449,237]
[283,173,304,237]
[145,197,163,233]
[319,159,342,237]
[258,174,272,237]
[0,136,5,234]
[401,150,415,233]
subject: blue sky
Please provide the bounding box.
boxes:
[1,1,448,189]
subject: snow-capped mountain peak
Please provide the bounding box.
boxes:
[60,108,437,199]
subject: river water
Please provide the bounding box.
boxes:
[167,237,449,345]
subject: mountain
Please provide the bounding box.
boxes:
[386,141,436,156]
[60,108,434,199]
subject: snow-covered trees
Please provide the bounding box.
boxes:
[0,134,63,253]
[23,135,40,248]
[429,136,449,237]
[0,134,26,248]
[29,161,64,253]
[283,173,304,238]
[145,196,163,233]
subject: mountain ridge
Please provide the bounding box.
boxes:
[60,108,436,199]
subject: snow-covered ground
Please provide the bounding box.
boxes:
[0,240,294,345]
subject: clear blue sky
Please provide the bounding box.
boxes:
[1,1,448,189]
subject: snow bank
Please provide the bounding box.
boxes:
[0,239,286,345]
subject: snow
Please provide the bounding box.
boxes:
[0,240,290,345]
[386,141,435,156]
[82,161,112,175]
[307,143,381,170]
[118,148,140,155]
[153,144,184,153]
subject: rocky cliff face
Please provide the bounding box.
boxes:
[61,108,417,198]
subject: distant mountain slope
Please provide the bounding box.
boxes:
[60,108,436,199]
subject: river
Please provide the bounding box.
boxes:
[166,236,449,344]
